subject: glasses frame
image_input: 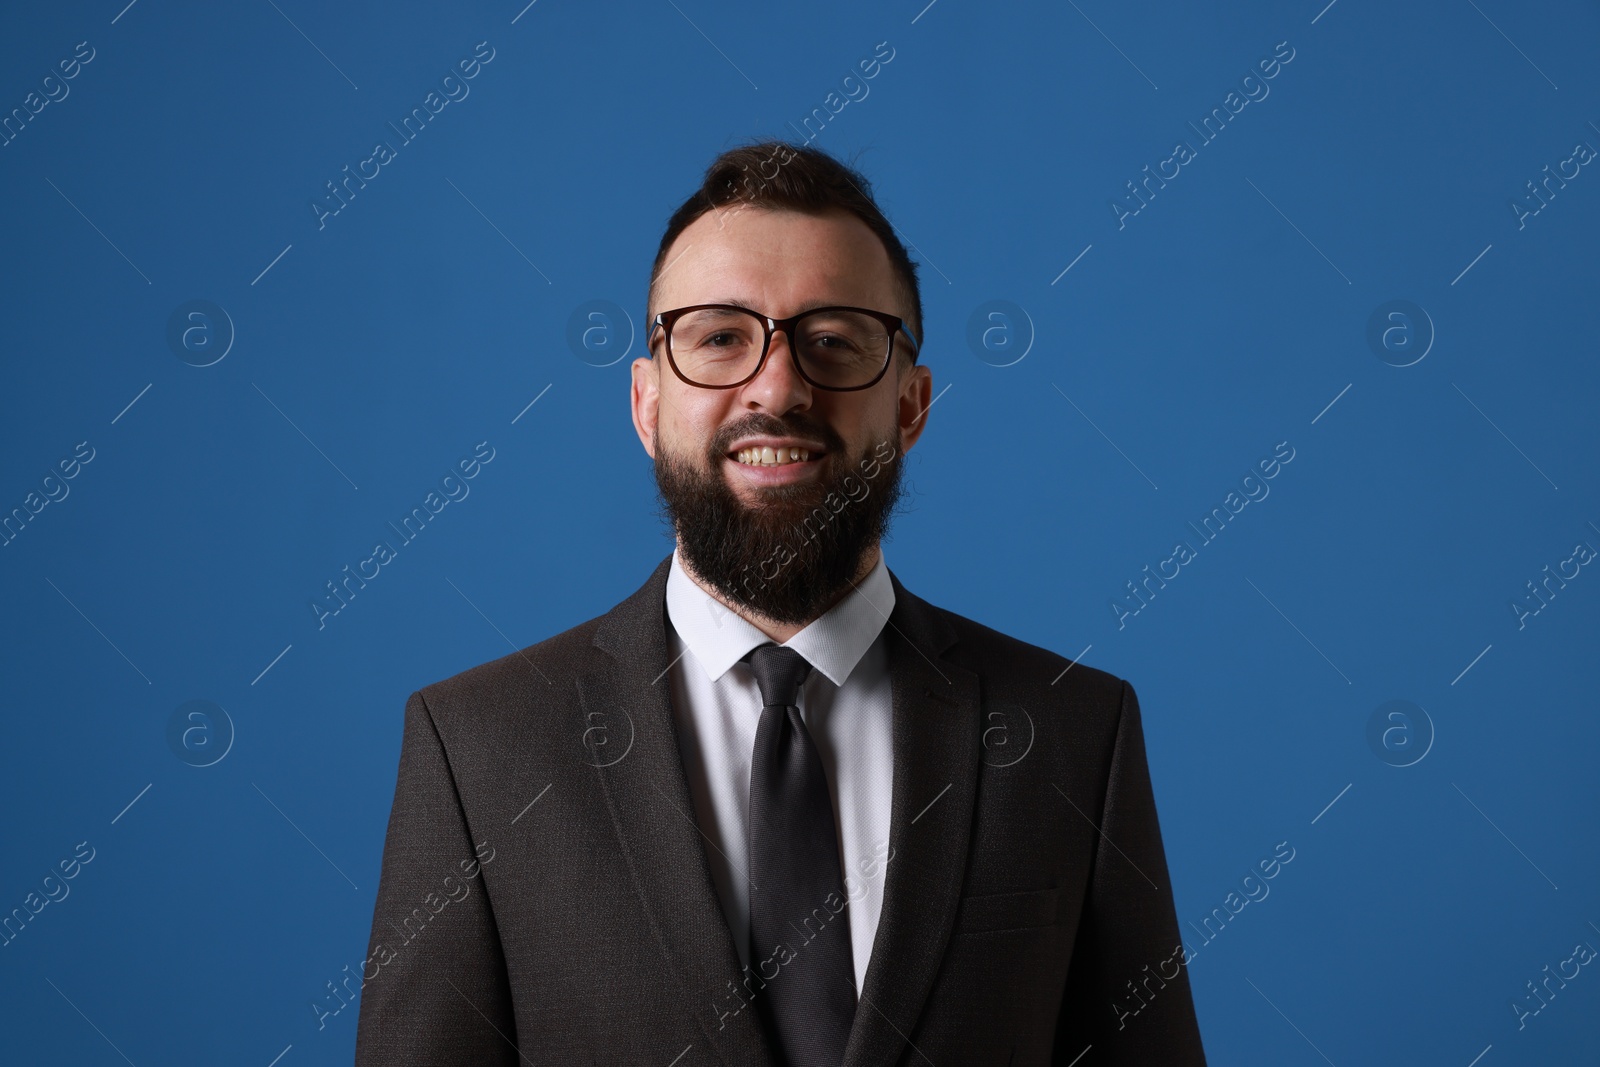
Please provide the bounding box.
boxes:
[649,303,921,392]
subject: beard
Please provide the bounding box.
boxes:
[652,412,908,626]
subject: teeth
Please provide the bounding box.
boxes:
[735,446,812,466]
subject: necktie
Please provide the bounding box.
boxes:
[744,642,857,1067]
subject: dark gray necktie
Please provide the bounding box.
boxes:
[744,642,856,1067]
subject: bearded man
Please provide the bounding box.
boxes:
[356,141,1207,1067]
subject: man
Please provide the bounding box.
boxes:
[354,142,1207,1065]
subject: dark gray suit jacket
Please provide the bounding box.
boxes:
[354,554,1206,1065]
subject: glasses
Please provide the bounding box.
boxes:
[649,303,919,391]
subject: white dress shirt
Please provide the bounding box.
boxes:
[664,545,895,996]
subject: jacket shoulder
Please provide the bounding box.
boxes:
[912,594,1135,776]
[411,609,605,718]
[921,594,1128,706]
[415,555,673,715]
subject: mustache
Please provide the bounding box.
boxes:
[710,413,845,458]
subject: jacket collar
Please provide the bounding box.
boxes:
[577,553,982,1067]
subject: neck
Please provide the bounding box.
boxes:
[676,540,881,643]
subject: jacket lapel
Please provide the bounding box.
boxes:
[842,567,981,1067]
[576,555,775,1067]
[577,555,982,1067]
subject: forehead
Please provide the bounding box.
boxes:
[654,206,899,317]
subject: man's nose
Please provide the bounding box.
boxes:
[742,329,812,410]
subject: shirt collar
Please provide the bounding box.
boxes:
[665,545,895,687]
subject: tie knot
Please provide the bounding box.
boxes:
[745,643,813,709]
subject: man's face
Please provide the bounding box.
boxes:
[631,206,933,625]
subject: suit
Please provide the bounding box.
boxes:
[354,553,1208,1065]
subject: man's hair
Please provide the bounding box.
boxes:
[647,141,923,364]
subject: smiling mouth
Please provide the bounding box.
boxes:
[729,446,822,467]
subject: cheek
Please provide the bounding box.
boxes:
[662,389,730,457]
[848,404,900,451]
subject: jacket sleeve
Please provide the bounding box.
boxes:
[1053,679,1207,1064]
[354,690,521,1065]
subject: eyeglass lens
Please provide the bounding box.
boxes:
[669,307,891,388]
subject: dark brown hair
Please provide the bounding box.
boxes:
[647,141,923,363]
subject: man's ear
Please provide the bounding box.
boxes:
[896,358,933,453]
[631,354,660,459]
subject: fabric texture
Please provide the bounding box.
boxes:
[353,553,1209,1066]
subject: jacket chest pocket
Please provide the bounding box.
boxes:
[954,886,1061,934]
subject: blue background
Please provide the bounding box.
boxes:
[2,0,1597,1063]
